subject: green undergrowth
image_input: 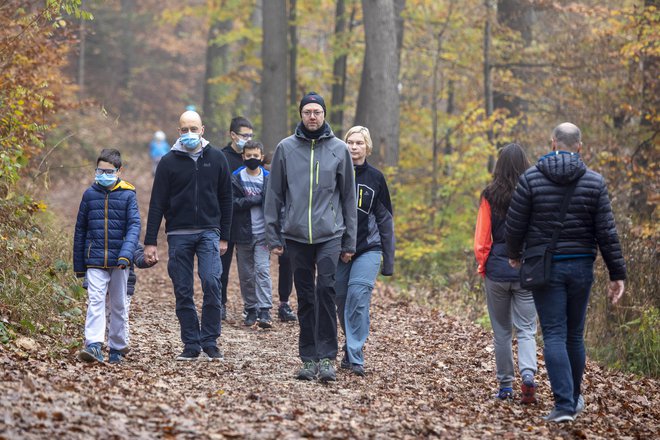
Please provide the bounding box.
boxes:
[0,196,85,350]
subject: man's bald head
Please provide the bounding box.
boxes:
[180,110,202,127]
[551,122,582,151]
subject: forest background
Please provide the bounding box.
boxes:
[0,0,657,377]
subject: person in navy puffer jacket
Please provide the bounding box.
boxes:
[74,148,141,365]
[506,123,626,423]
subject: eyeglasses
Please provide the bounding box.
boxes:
[234,132,254,139]
[179,126,201,134]
[302,110,324,117]
[95,168,118,175]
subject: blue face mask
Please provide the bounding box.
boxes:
[96,174,118,187]
[236,138,247,151]
[180,132,201,150]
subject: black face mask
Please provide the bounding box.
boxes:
[244,158,261,170]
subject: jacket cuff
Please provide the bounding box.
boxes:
[117,257,130,266]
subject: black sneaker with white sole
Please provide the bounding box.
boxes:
[203,346,224,361]
[175,349,201,361]
[258,309,273,329]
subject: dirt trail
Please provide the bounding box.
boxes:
[1,153,658,439]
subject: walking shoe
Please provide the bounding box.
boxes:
[496,387,514,400]
[574,395,585,417]
[521,375,537,404]
[244,308,258,326]
[220,304,227,321]
[351,363,366,377]
[108,349,124,364]
[175,349,201,361]
[296,361,318,381]
[340,356,350,370]
[278,303,297,322]
[543,409,575,423]
[203,346,224,361]
[79,342,104,363]
[257,309,273,329]
[242,308,248,319]
[318,358,337,383]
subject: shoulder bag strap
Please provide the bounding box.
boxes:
[548,178,579,251]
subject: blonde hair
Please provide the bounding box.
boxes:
[344,125,373,156]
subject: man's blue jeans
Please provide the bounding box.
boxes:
[167,230,223,351]
[532,258,594,413]
[335,250,381,366]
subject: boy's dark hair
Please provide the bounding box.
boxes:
[242,140,264,155]
[97,148,122,169]
[229,116,253,134]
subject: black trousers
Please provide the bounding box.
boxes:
[220,241,235,306]
[286,238,341,361]
[278,250,293,303]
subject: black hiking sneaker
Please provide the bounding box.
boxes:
[203,346,224,361]
[257,309,273,329]
[543,409,575,423]
[340,356,350,370]
[351,364,365,377]
[175,349,201,361]
[278,303,297,322]
[296,361,318,381]
[244,308,258,326]
[318,358,337,383]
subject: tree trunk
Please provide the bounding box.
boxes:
[119,0,134,118]
[261,0,288,157]
[235,2,263,124]
[202,18,232,143]
[484,0,494,171]
[288,0,298,132]
[77,0,86,103]
[330,0,357,138]
[355,0,401,167]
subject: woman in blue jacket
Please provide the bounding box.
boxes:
[336,126,395,377]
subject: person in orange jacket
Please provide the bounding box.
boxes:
[474,143,538,404]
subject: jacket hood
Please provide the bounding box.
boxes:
[172,137,210,153]
[294,121,334,141]
[536,151,587,185]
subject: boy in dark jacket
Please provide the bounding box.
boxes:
[74,149,141,364]
[231,141,273,328]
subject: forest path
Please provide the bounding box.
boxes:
[1,153,658,439]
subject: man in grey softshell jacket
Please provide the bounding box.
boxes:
[264,92,357,382]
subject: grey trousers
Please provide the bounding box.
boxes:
[235,234,273,310]
[485,277,538,388]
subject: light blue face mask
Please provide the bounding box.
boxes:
[180,132,201,150]
[95,174,118,187]
[236,138,247,151]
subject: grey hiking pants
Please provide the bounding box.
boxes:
[485,277,538,388]
[235,234,273,311]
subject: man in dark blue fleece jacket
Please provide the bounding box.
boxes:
[144,110,233,362]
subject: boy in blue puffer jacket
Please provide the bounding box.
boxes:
[74,149,141,364]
